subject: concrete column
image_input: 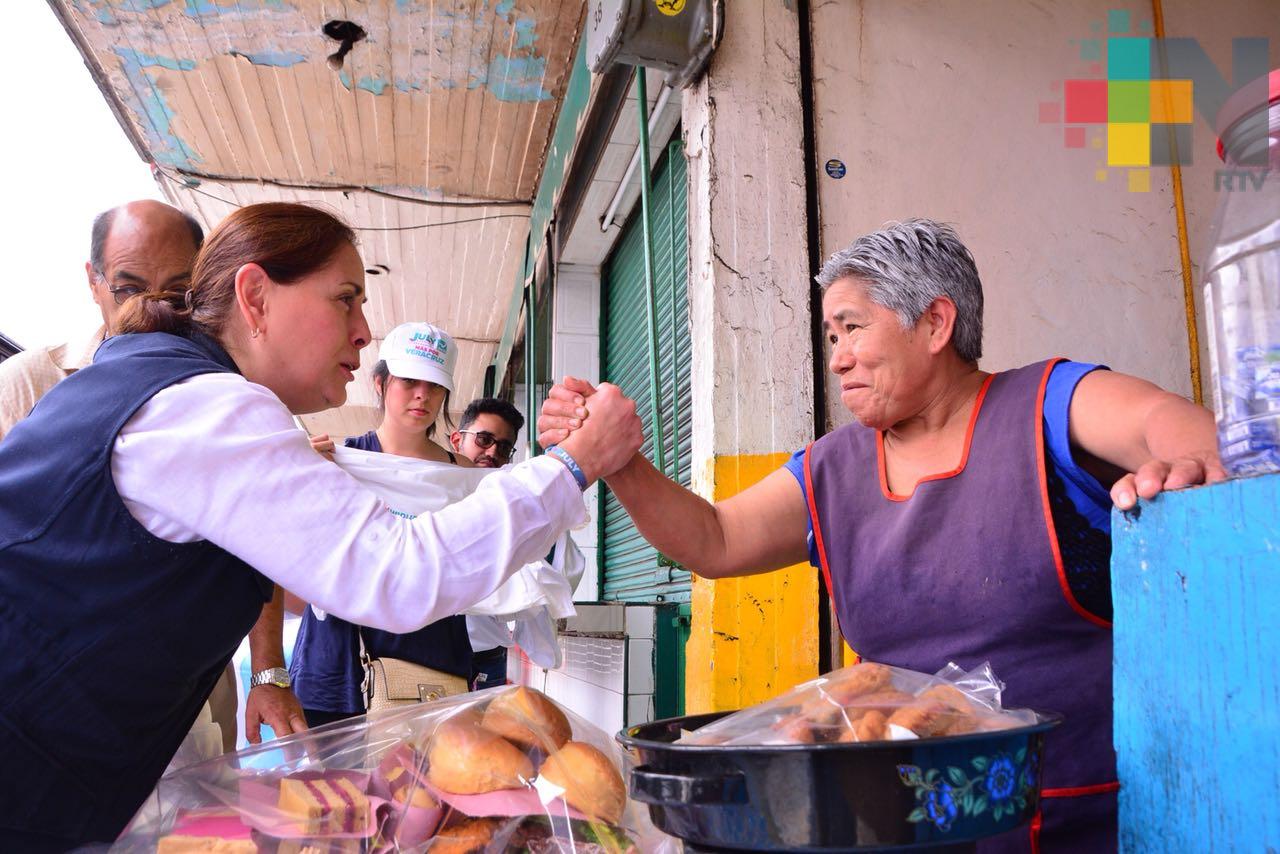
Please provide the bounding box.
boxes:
[682,1,819,712]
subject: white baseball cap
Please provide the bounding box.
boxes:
[378,322,456,392]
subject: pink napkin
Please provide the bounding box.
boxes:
[423,780,589,822]
[168,808,253,840]
[370,749,445,847]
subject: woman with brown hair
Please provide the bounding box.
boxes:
[0,202,641,850]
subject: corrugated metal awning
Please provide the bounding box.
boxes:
[49,0,585,434]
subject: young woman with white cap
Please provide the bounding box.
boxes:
[292,322,478,726]
[308,321,468,466]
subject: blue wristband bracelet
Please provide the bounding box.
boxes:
[546,445,589,491]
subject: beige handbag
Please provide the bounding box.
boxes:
[359,629,469,713]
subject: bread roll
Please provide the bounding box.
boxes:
[824,662,892,704]
[481,687,572,751]
[846,689,915,716]
[427,718,534,794]
[851,709,889,742]
[430,817,502,854]
[801,663,894,722]
[772,713,817,743]
[886,700,963,738]
[796,696,843,727]
[918,684,980,736]
[919,684,975,713]
[538,741,626,825]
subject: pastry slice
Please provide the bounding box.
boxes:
[277,776,369,835]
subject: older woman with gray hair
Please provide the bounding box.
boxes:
[538,218,1222,852]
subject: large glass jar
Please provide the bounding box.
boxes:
[1203,70,1280,476]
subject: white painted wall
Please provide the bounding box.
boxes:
[551,263,603,601]
[683,1,816,474]
[511,604,660,736]
[809,0,1238,429]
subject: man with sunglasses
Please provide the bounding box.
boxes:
[450,397,525,688]
[450,397,523,469]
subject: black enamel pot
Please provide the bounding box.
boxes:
[617,711,1062,852]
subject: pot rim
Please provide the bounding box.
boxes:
[617,709,1064,754]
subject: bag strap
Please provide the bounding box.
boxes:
[358,627,374,711]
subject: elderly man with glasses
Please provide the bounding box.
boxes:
[0,200,203,441]
[449,397,525,688]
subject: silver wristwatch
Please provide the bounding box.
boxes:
[250,667,291,689]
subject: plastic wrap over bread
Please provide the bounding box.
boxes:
[679,661,1039,747]
[117,686,656,853]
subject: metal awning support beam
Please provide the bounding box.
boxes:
[634,66,666,476]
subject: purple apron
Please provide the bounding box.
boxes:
[803,360,1116,854]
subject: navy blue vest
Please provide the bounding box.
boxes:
[0,332,273,846]
[290,431,472,713]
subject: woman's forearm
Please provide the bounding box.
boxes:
[605,454,737,577]
[605,453,812,579]
[1142,394,1218,462]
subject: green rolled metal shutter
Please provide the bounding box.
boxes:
[601,139,691,603]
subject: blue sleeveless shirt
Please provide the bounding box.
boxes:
[0,332,273,846]
[289,431,472,713]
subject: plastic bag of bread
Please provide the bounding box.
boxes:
[679,661,1040,747]
[115,686,655,853]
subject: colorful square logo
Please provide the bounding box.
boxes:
[1044,10,1199,192]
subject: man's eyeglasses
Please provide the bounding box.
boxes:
[107,285,145,305]
[92,270,145,306]
[458,431,516,459]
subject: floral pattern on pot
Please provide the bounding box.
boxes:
[898,747,1035,832]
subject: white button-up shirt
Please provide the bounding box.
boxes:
[111,372,586,634]
[0,325,106,441]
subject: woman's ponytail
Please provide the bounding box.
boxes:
[113,289,195,336]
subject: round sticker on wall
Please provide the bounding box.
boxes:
[825,159,847,179]
[656,0,686,16]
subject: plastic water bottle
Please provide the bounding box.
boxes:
[1203,71,1280,476]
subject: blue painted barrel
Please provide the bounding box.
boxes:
[1112,473,1280,851]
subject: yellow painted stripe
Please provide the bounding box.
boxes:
[686,453,819,713]
[1151,0,1203,404]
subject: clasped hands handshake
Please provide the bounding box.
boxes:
[539,377,643,484]
[305,377,642,485]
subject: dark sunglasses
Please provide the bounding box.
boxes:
[458,430,515,459]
